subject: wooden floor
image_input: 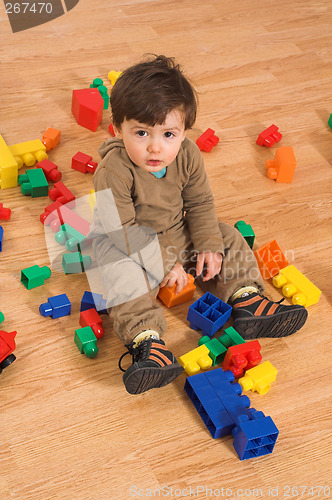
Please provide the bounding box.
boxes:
[1,1,332,499]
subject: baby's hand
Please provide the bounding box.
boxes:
[160,262,188,294]
[196,252,223,281]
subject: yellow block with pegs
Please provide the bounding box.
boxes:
[239,361,278,395]
[272,264,321,307]
[179,344,212,376]
[8,139,48,168]
[0,134,19,189]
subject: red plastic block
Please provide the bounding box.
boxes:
[72,88,104,132]
[42,128,61,151]
[79,308,104,340]
[72,152,98,174]
[37,159,62,182]
[48,181,76,206]
[43,202,90,236]
[196,128,219,152]
[221,340,262,378]
[0,330,17,372]
[256,124,282,147]
[0,203,11,220]
[254,240,289,279]
[265,146,296,183]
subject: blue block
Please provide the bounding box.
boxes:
[0,225,3,251]
[80,291,107,314]
[232,412,279,460]
[39,293,71,319]
[185,374,234,438]
[187,292,232,337]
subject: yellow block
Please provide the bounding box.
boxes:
[272,264,321,307]
[88,189,96,212]
[8,139,47,168]
[239,361,278,395]
[179,344,212,376]
[0,134,19,189]
[108,70,122,86]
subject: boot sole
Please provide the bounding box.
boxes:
[233,307,308,339]
[123,363,184,395]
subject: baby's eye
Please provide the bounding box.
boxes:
[136,130,147,137]
[164,131,175,138]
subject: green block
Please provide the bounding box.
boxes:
[18,168,48,197]
[234,220,255,249]
[55,223,86,252]
[198,336,227,365]
[90,78,104,88]
[21,265,51,289]
[328,113,332,130]
[0,311,4,323]
[74,326,98,358]
[62,252,92,274]
[218,326,245,349]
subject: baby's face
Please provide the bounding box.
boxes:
[114,108,186,173]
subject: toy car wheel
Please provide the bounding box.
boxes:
[0,353,16,370]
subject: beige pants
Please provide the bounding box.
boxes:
[106,221,264,344]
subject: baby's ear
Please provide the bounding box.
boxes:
[113,125,123,139]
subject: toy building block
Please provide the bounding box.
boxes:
[234,220,255,249]
[222,340,262,378]
[239,360,278,395]
[265,146,296,183]
[199,326,245,366]
[48,181,76,206]
[232,410,279,460]
[62,252,92,274]
[90,78,108,109]
[80,291,108,314]
[8,139,47,168]
[37,159,62,182]
[79,308,104,340]
[0,330,17,374]
[88,189,96,212]
[42,203,90,240]
[179,344,212,376]
[185,368,278,459]
[40,200,64,225]
[254,240,289,280]
[272,264,321,307]
[108,70,122,85]
[0,203,12,220]
[39,294,71,319]
[0,312,4,324]
[55,223,87,252]
[328,113,332,129]
[72,88,104,132]
[42,128,61,151]
[158,274,196,307]
[256,124,282,147]
[21,265,51,289]
[0,134,19,189]
[18,168,49,197]
[187,292,232,337]
[74,326,98,358]
[196,128,219,152]
[71,152,98,174]
[108,123,115,136]
[0,226,3,251]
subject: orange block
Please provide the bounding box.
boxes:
[265,146,296,183]
[42,128,61,151]
[158,274,196,307]
[254,240,289,279]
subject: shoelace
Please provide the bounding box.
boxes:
[118,340,148,372]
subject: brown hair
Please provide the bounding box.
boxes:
[110,55,198,130]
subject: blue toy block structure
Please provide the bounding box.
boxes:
[0,225,3,251]
[39,293,72,319]
[184,368,279,460]
[187,292,232,337]
[80,291,108,314]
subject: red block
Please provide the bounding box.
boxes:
[72,152,98,174]
[0,203,11,220]
[221,340,262,378]
[72,88,104,132]
[48,181,76,206]
[0,330,17,364]
[40,200,63,225]
[42,202,90,236]
[256,124,282,147]
[79,308,104,339]
[37,159,62,182]
[196,128,219,152]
